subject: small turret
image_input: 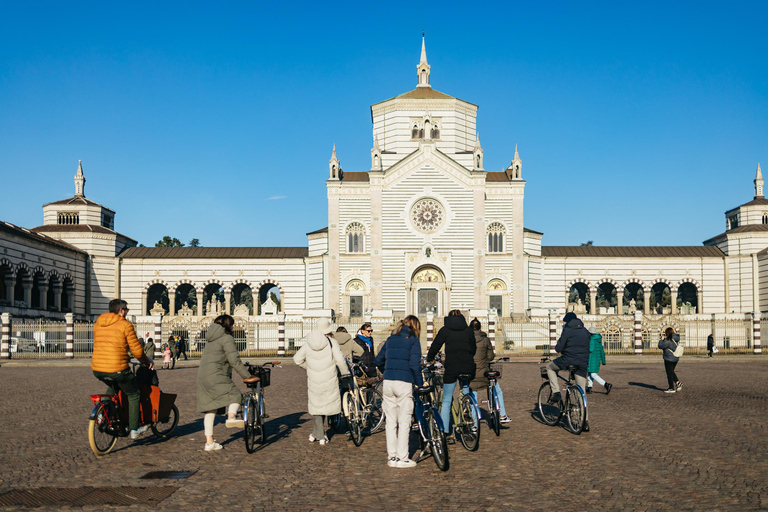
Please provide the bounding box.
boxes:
[473,134,484,171]
[74,160,86,197]
[328,144,341,180]
[371,136,382,171]
[416,32,431,88]
[505,145,522,180]
[755,162,763,199]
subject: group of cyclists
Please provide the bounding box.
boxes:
[91,298,594,464]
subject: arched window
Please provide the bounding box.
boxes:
[57,212,79,225]
[431,123,440,139]
[487,223,505,253]
[762,213,768,224]
[346,222,366,253]
[412,124,419,139]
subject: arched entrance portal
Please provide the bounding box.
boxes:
[409,266,446,316]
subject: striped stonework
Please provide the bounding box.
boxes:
[549,313,557,355]
[426,312,434,344]
[1,313,9,359]
[153,314,162,357]
[277,318,285,356]
[488,314,496,348]
[65,313,74,358]
[753,313,762,354]
[634,312,643,354]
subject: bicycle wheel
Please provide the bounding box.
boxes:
[489,386,500,437]
[256,398,267,445]
[457,394,479,452]
[244,397,258,453]
[428,411,449,471]
[344,392,364,446]
[327,413,344,433]
[537,381,563,426]
[362,387,384,434]
[565,386,586,435]
[88,401,118,456]
[151,404,179,439]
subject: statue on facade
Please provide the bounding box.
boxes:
[149,301,165,315]
[233,303,250,317]
[627,298,637,314]
[178,303,193,316]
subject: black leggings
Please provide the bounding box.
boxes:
[664,360,679,389]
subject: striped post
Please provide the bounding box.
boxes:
[65,313,74,359]
[634,311,643,354]
[548,311,557,355]
[426,311,434,345]
[753,312,762,355]
[488,311,496,349]
[1,313,10,359]
[277,315,286,356]
[153,314,162,357]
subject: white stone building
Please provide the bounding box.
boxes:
[1,38,766,328]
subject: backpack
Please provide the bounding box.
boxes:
[671,340,684,358]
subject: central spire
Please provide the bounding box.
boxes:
[74,160,86,197]
[416,32,431,88]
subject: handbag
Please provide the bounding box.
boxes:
[713,346,719,354]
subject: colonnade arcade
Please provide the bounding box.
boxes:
[566,278,702,315]
[0,259,74,312]
[142,278,282,317]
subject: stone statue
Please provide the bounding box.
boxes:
[149,301,165,315]
[178,303,193,316]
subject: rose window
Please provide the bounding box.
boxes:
[411,198,445,233]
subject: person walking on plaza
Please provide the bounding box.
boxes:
[294,318,350,445]
[427,309,477,436]
[546,312,591,430]
[353,322,378,378]
[658,327,682,393]
[586,327,612,394]
[92,299,154,439]
[707,334,715,358]
[178,336,188,360]
[375,315,423,468]
[196,314,259,451]
[468,318,511,423]
[172,337,181,369]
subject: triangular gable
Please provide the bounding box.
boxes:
[381,144,478,189]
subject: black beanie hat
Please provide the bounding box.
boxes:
[563,312,577,324]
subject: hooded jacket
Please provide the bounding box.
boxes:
[196,323,250,413]
[91,312,145,373]
[375,325,423,386]
[554,317,590,376]
[294,329,349,415]
[470,329,495,391]
[427,315,476,384]
[587,333,606,374]
[332,331,363,361]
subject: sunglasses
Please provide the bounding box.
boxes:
[363,329,373,333]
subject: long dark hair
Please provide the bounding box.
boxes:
[664,327,675,340]
[214,314,235,335]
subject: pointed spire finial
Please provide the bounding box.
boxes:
[332,144,337,159]
[74,160,86,197]
[417,32,431,88]
[755,162,764,198]
[420,33,428,64]
[514,144,519,160]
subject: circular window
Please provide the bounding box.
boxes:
[411,198,445,233]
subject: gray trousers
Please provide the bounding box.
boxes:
[546,361,587,393]
[312,415,325,439]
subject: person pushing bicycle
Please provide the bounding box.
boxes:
[92,299,154,439]
[546,312,590,411]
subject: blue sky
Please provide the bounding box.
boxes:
[1,1,766,248]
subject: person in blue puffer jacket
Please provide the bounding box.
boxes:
[375,315,423,469]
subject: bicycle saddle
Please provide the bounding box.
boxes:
[457,373,474,381]
[566,365,578,372]
[99,377,118,386]
[484,370,499,379]
[416,385,434,395]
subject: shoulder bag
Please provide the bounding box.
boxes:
[671,340,684,358]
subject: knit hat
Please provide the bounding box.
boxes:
[588,326,597,334]
[316,318,332,333]
[563,312,577,324]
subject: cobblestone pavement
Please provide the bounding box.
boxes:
[0,357,766,511]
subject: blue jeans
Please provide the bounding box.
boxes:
[472,382,507,417]
[439,381,477,433]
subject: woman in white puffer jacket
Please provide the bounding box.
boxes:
[294,318,350,445]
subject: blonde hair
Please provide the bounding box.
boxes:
[394,315,421,339]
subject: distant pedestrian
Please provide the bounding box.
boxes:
[162,345,172,369]
[178,337,188,360]
[586,327,612,394]
[144,337,155,360]
[172,337,181,368]
[658,327,682,393]
[707,334,715,358]
[293,318,349,445]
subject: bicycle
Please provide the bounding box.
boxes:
[536,356,588,435]
[412,378,450,471]
[243,361,279,453]
[338,361,383,446]
[88,362,179,456]
[481,357,509,436]
[448,373,481,451]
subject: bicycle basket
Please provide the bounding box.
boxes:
[257,366,271,387]
[489,362,504,378]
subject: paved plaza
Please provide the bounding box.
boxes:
[0,357,766,511]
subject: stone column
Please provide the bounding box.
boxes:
[51,281,62,311]
[65,313,74,359]
[38,281,49,311]
[644,290,650,315]
[617,289,623,315]
[224,290,231,315]
[4,275,15,303]
[752,312,762,355]
[697,291,703,314]
[488,310,497,349]
[549,310,558,356]
[21,275,33,307]
[196,290,204,317]
[633,311,643,354]
[169,290,176,317]
[141,290,148,316]
[589,289,597,315]
[1,313,10,359]
[277,314,286,356]
[671,290,678,315]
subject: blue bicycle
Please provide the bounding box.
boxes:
[413,365,449,470]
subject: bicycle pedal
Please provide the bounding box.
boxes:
[262,414,270,418]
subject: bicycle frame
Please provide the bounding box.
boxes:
[449,379,480,427]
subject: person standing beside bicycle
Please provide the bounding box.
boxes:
[427,309,476,438]
[353,322,378,378]
[468,318,511,423]
[196,314,259,451]
[92,299,154,440]
[546,312,590,428]
[294,318,350,445]
[374,315,423,468]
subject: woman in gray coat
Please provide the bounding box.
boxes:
[197,314,258,451]
[658,327,682,394]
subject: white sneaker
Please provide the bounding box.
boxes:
[387,457,398,468]
[500,415,512,423]
[204,441,223,451]
[308,434,317,443]
[664,388,676,394]
[396,458,417,468]
[130,425,150,439]
[318,436,329,445]
[226,418,245,429]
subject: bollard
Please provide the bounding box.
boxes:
[753,312,762,355]
[1,313,10,359]
[65,313,74,359]
[548,311,557,355]
[153,314,163,359]
[277,316,286,356]
[488,311,496,349]
[634,311,643,355]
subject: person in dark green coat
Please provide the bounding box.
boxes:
[586,327,612,394]
[196,315,259,451]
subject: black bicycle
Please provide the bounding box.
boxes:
[483,357,509,436]
[537,356,587,435]
[243,361,279,453]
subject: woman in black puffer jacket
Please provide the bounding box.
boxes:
[427,310,476,434]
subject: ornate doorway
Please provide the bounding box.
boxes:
[409,266,446,316]
[418,289,438,314]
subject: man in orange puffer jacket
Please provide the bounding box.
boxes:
[92,299,154,438]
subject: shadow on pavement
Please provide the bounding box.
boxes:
[628,381,664,391]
